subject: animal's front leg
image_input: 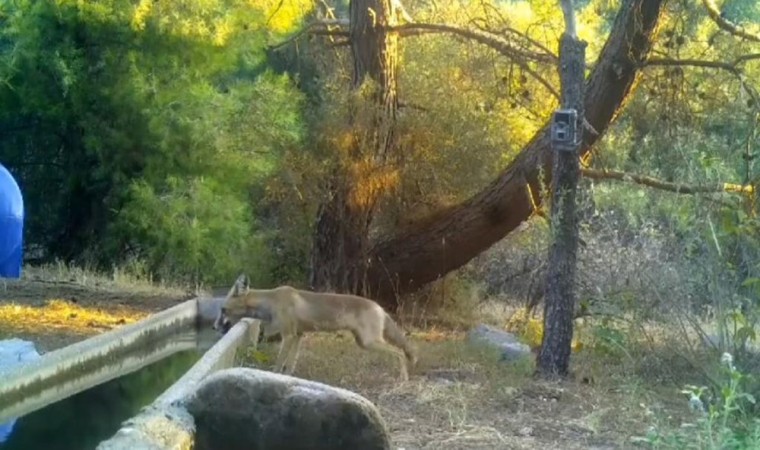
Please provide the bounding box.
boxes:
[282,334,303,375]
[274,335,295,373]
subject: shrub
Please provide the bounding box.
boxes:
[636,352,760,450]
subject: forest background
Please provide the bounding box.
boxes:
[1,0,760,445]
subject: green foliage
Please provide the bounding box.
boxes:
[589,318,629,357]
[0,0,307,285]
[119,177,259,285]
[721,0,760,22]
[636,353,760,450]
[1,0,758,292]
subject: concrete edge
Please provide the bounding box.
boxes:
[0,299,199,410]
[195,295,225,325]
[96,318,260,450]
[154,318,260,407]
[0,335,196,423]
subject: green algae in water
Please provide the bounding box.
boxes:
[0,349,202,450]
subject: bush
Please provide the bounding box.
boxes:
[636,352,760,450]
[117,176,273,287]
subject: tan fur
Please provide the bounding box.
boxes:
[214,274,417,381]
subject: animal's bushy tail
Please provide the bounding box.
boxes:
[383,313,417,367]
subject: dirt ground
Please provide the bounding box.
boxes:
[0,267,192,350]
[242,332,665,450]
[0,269,687,449]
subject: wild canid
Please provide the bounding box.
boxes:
[214,274,418,381]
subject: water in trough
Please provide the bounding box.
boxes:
[0,327,219,450]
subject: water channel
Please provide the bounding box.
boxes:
[0,326,219,450]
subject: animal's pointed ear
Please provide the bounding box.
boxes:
[232,273,245,296]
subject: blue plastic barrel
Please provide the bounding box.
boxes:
[0,163,23,278]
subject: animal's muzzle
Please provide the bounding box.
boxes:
[213,308,233,335]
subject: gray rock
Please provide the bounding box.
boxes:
[185,367,392,450]
[702,332,760,354]
[467,324,532,362]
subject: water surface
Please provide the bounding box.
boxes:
[0,327,219,449]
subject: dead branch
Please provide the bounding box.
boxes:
[702,0,760,43]
[582,168,754,195]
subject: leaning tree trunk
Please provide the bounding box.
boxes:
[365,0,664,307]
[537,0,586,379]
[309,0,401,293]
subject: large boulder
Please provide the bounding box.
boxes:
[185,367,392,450]
[467,324,532,362]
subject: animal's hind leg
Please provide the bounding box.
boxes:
[353,331,409,382]
[373,343,409,381]
[282,334,303,375]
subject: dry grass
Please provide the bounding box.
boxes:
[240,330,681,450]
[0,299,147,348]
[2,262,190,305]
[0,263,191,350]
[0,264,702,449]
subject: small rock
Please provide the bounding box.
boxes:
[185,367,392,450]
[518,426,534,437]
[467,324,531,362]
[425,368,471,383]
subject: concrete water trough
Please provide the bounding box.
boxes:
[0,295,261,449]
[97,317,260,450]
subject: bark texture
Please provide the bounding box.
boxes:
[365,0,664,307]
[537,32,586,379]
[310,0,401,293]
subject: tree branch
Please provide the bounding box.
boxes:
[391,22,557,64]
[581,168,754,195]
[734,53,760,64]
[466,8,559,63]
[390,22,560,99]
[560,0,577,38]
[273,19,561,97]
[644,56,750,73]
[643,56,760,111]
[702,0,760,43]
[268,19,349,51]
[365,0,666,304]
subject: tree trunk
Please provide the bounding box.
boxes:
[309,0,401,293]
[537,0,586,378]
[365,0,664,307]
